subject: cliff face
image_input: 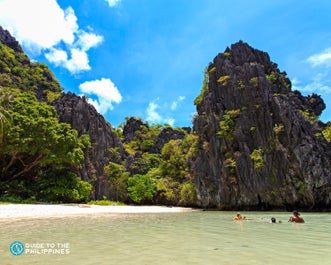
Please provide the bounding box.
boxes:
[150,127,186,154]
[2,25,330,208]
[191,41,331,210]
[51,93,127,199]
[0,26,23,53]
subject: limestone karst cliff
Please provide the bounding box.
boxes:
[51,93,128,199]
[191,41,331,210]
[1,25,330,209]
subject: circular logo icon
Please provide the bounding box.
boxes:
[10,241,24,256]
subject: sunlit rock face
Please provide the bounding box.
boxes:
[191,41,331,210]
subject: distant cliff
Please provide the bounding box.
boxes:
[51,93,128,199]
[191,41,331,210]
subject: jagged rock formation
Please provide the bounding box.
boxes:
[123,117,145,143]
[0,26,23,53]
[122,117,188,154]
[150,127,186,153]
[51,92,127,199]
[191,41,331,210]
[2,25,330,208]
[122,117,188,177]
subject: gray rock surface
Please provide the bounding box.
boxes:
[191,41,331,210]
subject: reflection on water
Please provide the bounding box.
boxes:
[1,212,331,265]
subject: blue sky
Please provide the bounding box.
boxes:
[0,0,331,128]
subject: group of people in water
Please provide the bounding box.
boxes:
[233,210,305,223]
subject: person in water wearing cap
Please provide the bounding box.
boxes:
[233,212,246,221]
[288,210,305,223]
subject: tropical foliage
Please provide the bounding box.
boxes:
[0,43,91,203]
[105,118,198,206]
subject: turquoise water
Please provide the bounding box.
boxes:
[1,211,331,265]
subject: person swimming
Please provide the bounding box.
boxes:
[288,210,305,223]
[233,212,246,221]
[270,217,281,223]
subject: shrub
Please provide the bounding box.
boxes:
[179,182,197,206]
[37,170,92,203]
[250,148,264,169]
[249,77,259,87]
[217,109,240,139]
[217,75,230,86]
[88,200,126,206]
[194,68,209,105]
[273,124,284,135]
[266,72,277,83]
[322,124,331,142]
[127,174,156,203]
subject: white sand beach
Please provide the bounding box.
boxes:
[0,204,195,219]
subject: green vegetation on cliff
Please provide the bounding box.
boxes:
[0,43,91,203]
[106,119,198,206]
[1,32,330,210]
[0,42,61,100]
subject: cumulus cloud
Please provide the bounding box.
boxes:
[45,48,91,73]
[104,0,121,7]
[0,0,103,74]
[76,31,104,51]
[307,47,331,68]
[79,78,122,114]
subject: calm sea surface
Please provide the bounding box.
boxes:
[1,211,331,265]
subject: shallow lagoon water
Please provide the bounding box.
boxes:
[1,211,331,265]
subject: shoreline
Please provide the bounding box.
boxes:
[0,204,197,219]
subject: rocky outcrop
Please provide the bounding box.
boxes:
[123,117,145,143]
[191,41,331,210]
[2,25,330,209]
[0,26,23,53]
[51,92,127,199]
[150,127,186,154]
[122,117,188,154]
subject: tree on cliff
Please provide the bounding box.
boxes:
[0,88,13,143]
[0,91,91,201]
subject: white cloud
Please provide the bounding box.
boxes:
[292,73,331,94]
[45,48,68,66]
[307,47,331,68]
[146,98,177,125]
[66,49,91,73]
[164,118,175,126]
[146,101,162,123]
[104,0,121,7]
[79,78,122,114]
[293,50,331,95]
[76,31,104,51]
[0,0,103,74]
[0,1,77,50]
[45,48,91,74]
[293,80,331,94]
[171,96,185,110]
